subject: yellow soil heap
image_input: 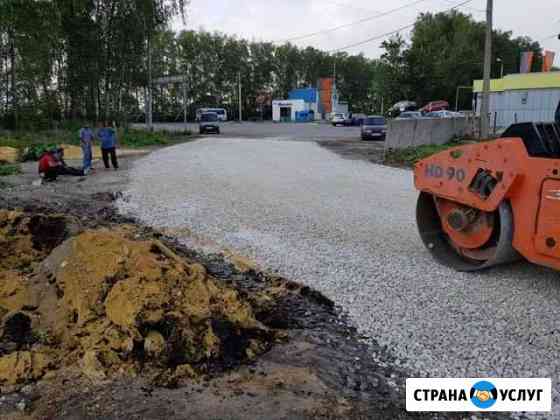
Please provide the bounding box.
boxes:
[0,210,271,388]
[0,147,18,164]
[57,144,149,160]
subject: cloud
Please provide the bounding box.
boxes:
[173,0,560,59]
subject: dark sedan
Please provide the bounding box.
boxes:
[361,116,386,141]
[199,112,221,135]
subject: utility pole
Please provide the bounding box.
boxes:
[147,35,153,131]
[480,0,493,139]
[238,72,242,123]
[332,57,338,115]
[183,79,187,125]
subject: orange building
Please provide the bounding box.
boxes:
[318,78,334,114]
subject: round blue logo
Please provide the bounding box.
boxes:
[470,381,498,409]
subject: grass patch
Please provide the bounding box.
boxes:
[383,140,470,167]
[0,130,78,148]
[0,163,21,177]
[0,127,191,160]
[119,129,173,148]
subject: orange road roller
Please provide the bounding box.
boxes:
[414,121,560,271]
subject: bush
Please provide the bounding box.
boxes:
[20,144,58,162]
[0,163,21,177]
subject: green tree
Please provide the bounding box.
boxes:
[0,0,189,129]
[403,10,542,109]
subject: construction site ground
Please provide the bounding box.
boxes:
[0,149,448,420]
[125,123,560,419]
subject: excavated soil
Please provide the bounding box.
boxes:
[0,155,480,419]
[0,211,281,391]
[0,208,424,420]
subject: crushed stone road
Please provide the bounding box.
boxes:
[119,137,560,417]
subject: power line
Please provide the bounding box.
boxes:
[538,33,559,43]
[327,0,474,53]
[321,0,380,15]
[532,19,559,43]
[328,22,416,53]
[439,0,484,12]
[275,0,430,43]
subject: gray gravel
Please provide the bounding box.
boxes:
[119,137,560,417]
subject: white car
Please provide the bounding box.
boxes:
[331,113,346,126]
[425,110,462,118]
[397,111,424,119]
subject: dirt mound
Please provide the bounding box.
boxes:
[0,147,18,164]
[0,212,273,388]
[58,144,149,160]
[0,209,73,273]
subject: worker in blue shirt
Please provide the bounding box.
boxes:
[97,121,119,169]
[79,123,95,174]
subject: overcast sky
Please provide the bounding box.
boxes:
[172,0,559,61]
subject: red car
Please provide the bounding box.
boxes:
[420,100,449,113]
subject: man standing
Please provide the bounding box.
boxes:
[97,121,119,170]
[79,123,94,174]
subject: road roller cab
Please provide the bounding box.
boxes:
[414,121,560,272]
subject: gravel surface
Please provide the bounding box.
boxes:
[119,137,560,417]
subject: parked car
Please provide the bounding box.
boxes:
[361,116,386,141]
[397,111,423,119]
[344,113,368,126]
[419,100,449,114]
[199,112,221,134]
[331,113,347,126]
[388,101,418,118]
[196,107,228,121]
[425,110,462,119]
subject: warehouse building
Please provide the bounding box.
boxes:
[473,72,560,128]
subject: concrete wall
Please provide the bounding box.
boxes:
[385,117,466,149]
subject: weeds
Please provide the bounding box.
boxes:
[21,144,58,162]
[384,140,469,167]
[119,129,171,148]
[0,163,21,177]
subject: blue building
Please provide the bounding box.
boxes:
[273,87,320,122]
[288,88,318,104]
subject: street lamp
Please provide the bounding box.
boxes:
[496,57,504,79]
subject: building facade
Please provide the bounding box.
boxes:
[272,81,348,122]
[271,99,308,122]
[473,72,560,129]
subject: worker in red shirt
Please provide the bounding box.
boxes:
[38,148,83,181]
[38,149,62,181]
